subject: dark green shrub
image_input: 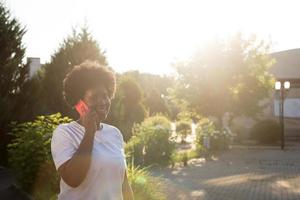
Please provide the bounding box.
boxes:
[7,113,72,195]
[126,114,175,166]
[230,123,247,143]
[195,118,216,150]
[142,114,171,129]
[125,134,144,166]
[195,118,233,151]
[250,119,280,144]
[170,151,187,167]
[170,149,199,167]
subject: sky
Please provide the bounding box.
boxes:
[3,0,300,75]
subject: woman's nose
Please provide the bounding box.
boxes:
[96,97,110,105]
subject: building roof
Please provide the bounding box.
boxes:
[270,49,300,79]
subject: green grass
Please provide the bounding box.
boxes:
[127,164,167,200]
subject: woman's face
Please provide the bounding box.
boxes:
[83,85,111,121]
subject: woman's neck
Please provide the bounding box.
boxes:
[76,119,103,130]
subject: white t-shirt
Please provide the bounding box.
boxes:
[51,121,127,200]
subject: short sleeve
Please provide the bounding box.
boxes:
[114,128,125,150]
[115,128,127,169]
[51,125,77,170]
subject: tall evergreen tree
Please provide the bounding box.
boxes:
[40,27,107,118]
[108,76,147,141]
[122,70,172,116]
[0,3,28,166]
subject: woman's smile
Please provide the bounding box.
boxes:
[94,105,109,118]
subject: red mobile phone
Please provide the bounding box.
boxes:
[75,100,89,118]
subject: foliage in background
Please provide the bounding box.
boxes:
[0,3,29,166]
[250,119,280,144]
[171,34,275,128]
[127,164,166,200]
[176,121,191,143]
[12,70,49,123]
[230,121,249,143]
[195,118,233,151]
[7,113,166,200]
[176,111,200,123]
[170,150,199,167]
[195,118,216,150]
[122,71,176,118]
[40,26,107,118]
[108,75,147,141]
[7,113,72,196]
[126,114,175,166]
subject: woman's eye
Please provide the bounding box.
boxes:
[90,94,109,102]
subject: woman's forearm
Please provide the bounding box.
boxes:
[58,131,95,188]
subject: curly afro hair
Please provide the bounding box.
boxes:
[63,60,116,108]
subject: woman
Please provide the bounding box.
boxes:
[51,61,134,200]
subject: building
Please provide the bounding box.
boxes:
[27,57,41,79]
[231,49,300,139]
[270,49,300,137]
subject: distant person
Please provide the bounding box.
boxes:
[51,61,133,200]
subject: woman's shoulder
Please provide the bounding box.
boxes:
[102,123,120,132]
[53,121,73,131]
[102,123,123,140]
[52,121,80,138]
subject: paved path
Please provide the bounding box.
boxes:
[151,143,300,200]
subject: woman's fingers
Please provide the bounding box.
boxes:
[89,110,101,130]
[82,110,99,134]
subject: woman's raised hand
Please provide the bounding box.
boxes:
[82,109,100,136]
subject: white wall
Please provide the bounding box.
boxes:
[274,98,300,118]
